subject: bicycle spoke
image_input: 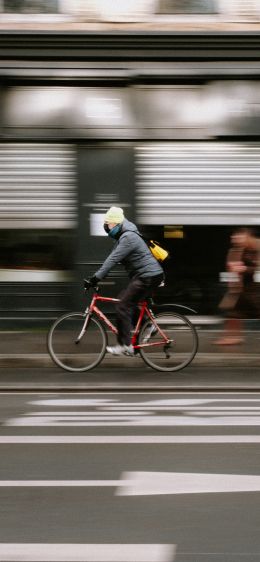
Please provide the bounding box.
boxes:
[48,313,107,372]
[139,311,198,372]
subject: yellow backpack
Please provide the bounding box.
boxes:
[124,230,170,263]
[148,240,169,263]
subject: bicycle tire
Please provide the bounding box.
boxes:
[139,308,198,372]
[47,312,107,372]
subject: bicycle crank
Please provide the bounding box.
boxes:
[163,341,173,359]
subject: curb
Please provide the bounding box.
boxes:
[0,353,259,368]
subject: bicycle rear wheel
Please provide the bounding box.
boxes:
[139,309,198,372]
[48,312,107,372]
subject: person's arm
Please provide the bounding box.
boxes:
[94,234,133,280]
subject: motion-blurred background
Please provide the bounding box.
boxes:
[0,0,260,328]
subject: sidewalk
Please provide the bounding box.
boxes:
[1,21,260,31]
[0,327,258,369]
[0,328,258,390]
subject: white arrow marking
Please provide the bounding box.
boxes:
[1,473,260,496]
[0,544,175,561]
[117,472,260,496]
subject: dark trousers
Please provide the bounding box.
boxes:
[116,274,164,346]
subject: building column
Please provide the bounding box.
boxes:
[58,0,98,20]
[59,0,158,22]
[218,0,260,20]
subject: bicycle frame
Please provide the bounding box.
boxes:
[84,292,171,350]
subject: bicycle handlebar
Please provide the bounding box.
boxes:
[84,279,100,293]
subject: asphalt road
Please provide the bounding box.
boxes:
[0,364,259,390]
[0,391,260,561]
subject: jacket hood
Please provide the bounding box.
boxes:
[121,218,139,234]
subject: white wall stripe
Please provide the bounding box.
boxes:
[0,544,175,562]
[0,435,259,443]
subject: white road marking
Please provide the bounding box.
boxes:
[29,411,151,415]
[0,435,260,443]
[30,398,260,406]
[7,415,260,426]
[118,472,260,496]
[104,407,260,410]
[7,397,260,427]
[0,480,122,486]
[30,399,213,406]
[25,408,260,414]
[0,544,175,561]
[1,472,260,496]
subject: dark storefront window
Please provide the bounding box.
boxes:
[158,0,217,13]
[2,0,59,13]
[0,231,75,273]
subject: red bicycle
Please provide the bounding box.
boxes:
[48,286,198,373]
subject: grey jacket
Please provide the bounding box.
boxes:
[95,219,163,281]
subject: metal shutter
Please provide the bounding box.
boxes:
[0,143,76,229]
[136,142,260,225]
[158,1,216,14]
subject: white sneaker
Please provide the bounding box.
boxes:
[106,344,134,357]
[142,324,158,343]
[123,344,134,356]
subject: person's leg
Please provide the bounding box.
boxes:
[116,278,146,346]
[106,278,146,356]
[213,318,244,345]
[106,274,164,355]
[214,294,245,345]
[116,274,164,345]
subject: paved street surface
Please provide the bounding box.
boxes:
[0,327,260,389]
[0,364,259,390]
[0,391,260,560]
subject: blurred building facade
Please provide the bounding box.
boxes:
[0,3,260,325]
[0,0,260,23]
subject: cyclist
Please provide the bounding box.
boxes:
[85,206,164,356]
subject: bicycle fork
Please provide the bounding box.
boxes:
[75,308,91,344]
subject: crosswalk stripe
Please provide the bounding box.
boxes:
[0,480,122,486]
[0,544,175,561]
[7,416,260,426]
[0,435,259,443]
[29,398,260,406]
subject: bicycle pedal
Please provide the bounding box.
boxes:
[123,350,135,357]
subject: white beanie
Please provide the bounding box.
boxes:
[104,206,124,224]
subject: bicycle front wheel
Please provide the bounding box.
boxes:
[48,312,107,372]
[139,310,198,372]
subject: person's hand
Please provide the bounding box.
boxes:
[229,261,246,273]
[84,276,98,290]
[236,264,247,273]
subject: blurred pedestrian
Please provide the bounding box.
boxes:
[214,227,260,345]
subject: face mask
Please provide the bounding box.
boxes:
[103,223,110,234]
[108,224,121,239]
